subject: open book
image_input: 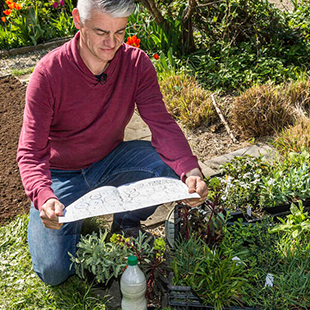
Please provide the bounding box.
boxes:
[59,177,200,223]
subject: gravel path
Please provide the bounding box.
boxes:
[0,48,53,77]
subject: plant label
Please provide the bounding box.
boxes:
[265,273,274,287]
[247,206,252,217]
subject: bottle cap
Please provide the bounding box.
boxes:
[128,255,138,266]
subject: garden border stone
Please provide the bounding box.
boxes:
[0,36,73,57]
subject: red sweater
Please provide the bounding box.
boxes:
[17,32,199,210]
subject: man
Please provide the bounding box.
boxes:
[17,0,208,286]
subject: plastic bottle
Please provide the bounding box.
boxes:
[120,255,147,310]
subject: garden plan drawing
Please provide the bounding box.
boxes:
[58,177,200,223]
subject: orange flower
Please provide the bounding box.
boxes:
[153,53,159,60]
[1,16,6,22]
[126,35,140,48]
[5,0,13,5]
[14,3,21,10]
[3,9,11,15]
[8,3,15,9]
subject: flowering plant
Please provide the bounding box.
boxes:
[1,0,21,23]
[0,0,75,49]
[72,229,171,301]
[126,35,140,48]
[52,0,65,9]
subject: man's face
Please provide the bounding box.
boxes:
[73,9,128,65]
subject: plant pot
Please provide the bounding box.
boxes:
[165,204,179,248]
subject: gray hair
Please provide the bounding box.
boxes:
[77,0,135,22]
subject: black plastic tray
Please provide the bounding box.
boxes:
[263,198,310,214]
[168,273,260,310]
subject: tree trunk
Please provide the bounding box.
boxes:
[181,0,197,54]
[136,0,169,33]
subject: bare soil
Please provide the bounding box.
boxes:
[0,76,29,225]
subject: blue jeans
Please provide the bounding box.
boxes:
[28,140,178,285]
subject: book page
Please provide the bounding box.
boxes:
[59,177,200,223]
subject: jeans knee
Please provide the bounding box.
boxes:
[34,263,74,286]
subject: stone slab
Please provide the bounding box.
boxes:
[203,143,274,172]
[198,160,218,177]
[141,203,175,228]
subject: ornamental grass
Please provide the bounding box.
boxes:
[230,84,296,138]
[159,72,217,129]
[273,117,310,155]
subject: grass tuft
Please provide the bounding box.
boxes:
[11,67,34,76]
[285,79,310,115]
[230,83,296,138]
[273,117,310,155]
[159,72,217,129]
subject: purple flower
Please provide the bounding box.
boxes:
[52,1,58,8]
[59,0,65,6]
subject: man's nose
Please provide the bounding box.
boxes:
[104,33,116,48]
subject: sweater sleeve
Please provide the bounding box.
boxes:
[135,53,200,177]
[16,64,57,210]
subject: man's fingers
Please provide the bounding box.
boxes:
[42,205,56,220]
[186,176,200,193]
[54,203,64,216]
[197,180,208,196]
[184,175,209,207]
[40,199,64,230]
[186,176,208,196]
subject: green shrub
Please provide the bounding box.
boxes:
[186,0,310,92]
[219,218,310,309]
[212,151,310,210]
[171,236,248,310]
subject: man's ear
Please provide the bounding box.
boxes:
[72,8,82,30]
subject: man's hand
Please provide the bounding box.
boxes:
[183,168,208,207]
[40,198,64,230]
